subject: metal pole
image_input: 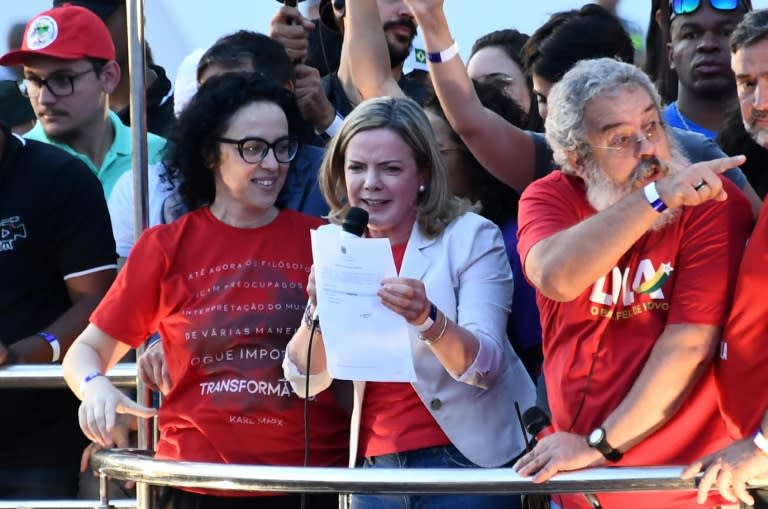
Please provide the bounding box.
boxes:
[97,473,112,509]
[125,1,152,507]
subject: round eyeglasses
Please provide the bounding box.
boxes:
[217,136,300,164]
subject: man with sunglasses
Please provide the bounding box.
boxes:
[681,9,768,508]
[0,4,166,200]
[663,0,750,139]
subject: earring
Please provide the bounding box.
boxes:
[418,184,426,193]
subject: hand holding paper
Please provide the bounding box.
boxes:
[310,226,416,382]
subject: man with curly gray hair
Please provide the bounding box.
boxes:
[512,57,755,509]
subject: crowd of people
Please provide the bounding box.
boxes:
[3,0,768,508]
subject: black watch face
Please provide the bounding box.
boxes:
[588,428,605,446]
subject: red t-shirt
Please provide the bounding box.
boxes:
[717,194,768,438]
[360,243,450,457]
[517,172,753,509]
[92,209,349,476]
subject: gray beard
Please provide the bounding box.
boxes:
[745,121,768,149]
[582,136,688,231]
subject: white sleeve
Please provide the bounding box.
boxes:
[107,171,135,258]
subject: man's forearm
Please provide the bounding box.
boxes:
[527,189,659,301]
[601,323,719,452]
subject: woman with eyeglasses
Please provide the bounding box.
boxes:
[61,73,348,509]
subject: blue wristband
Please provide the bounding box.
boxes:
[642,182,668,213]
[79,370,105,397]
[37,331,60,362]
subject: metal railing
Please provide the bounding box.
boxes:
[0,364,139,509]
[92,449,701,496]
[0,364,136,389]
[5,365,768,509]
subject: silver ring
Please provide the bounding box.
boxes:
[693,179,707,191]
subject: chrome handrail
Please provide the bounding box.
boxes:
[0,500,136,509]
[92,448,742,495]
[0,364,137,389]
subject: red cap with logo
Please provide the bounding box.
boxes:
[0,4,115,66]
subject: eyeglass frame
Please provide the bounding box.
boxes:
[216,135,300,164]
[585,120,665,157]
[669,0,750,20]
[17,68,97,98]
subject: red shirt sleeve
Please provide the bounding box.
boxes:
[90,225,170,348]
[517,171,589,283]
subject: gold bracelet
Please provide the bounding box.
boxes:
[419,311,449,346]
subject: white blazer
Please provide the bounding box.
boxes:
[284,212,536,467]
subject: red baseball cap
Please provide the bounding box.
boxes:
[0,4,115,67]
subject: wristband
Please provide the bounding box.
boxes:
[416,302,438,332]
[37,331,60,362]
[79,370,105,398]
[754,430,768,455]
[642,182,668,213]
[427,41,459,63]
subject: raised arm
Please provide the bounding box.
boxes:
[404,0,537,192]
[339,0,405,101]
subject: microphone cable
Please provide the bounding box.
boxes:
[300,312,321,509]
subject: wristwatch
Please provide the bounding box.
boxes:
[416,302,438,332]
[587,427,623,462]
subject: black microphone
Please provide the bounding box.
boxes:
[522,406,555,442]
[313,207,369,322]
[341,206,369,238]
[522,407,603,509]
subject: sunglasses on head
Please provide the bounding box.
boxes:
[670,0,748,18]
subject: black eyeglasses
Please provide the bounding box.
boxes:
[18,68,96,98]
[217,135,300,164]
[670,0,749,18]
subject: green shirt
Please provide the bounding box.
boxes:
[25,110,167,199]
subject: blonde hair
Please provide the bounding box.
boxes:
[319,96,472,238]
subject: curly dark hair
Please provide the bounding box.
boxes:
[425,80,526,226]
[165,74,303,211]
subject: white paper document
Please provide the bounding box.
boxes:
[310,227,416,382]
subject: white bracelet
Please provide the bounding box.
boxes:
[37,332,60,362]
[754,430,768,455]
[427,41,459,63]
